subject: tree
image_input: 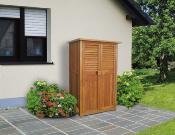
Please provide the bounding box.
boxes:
[132,26,157,68]
[133,0,175,81]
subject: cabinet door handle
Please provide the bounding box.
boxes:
[96,71,101,75]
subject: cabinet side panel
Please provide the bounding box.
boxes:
[115,44,118,108]
[69,41,80,108]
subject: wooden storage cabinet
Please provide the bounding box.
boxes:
[69,39,118,116]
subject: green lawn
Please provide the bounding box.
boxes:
[141,83,175,112]
[135,69,175,135]
[137,119,175,135]
[137,69,175,112]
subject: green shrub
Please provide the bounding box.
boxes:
[26,89,42,114]
[117,71,144,108]
[27,80,77,118]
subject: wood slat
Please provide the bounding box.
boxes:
[83,43,99,71]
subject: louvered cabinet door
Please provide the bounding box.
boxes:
[98,43,116,111]
[82,41,99,115]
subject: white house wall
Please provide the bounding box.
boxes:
[0,0,132,100]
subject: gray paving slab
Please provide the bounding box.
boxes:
[26,128,58,135]
[45,119,80,130]
[152,116,170,122]
[132,105,149,111]
[0,122,11,129]
[66,127,96,135]
[108,111,129,117]
[124,133,135,135]
[0,105,175,135]
[92,113,116,121]
[131,125,149,132]
[83,131,100,135]
[106,117,125,124]
[0,127,22,135]
[104,127,131,135]
[82,119,104,126]
[120,113,136,119]
[142,114,158,119]
[126,110,141,114]
[46,132,66,135]
[126,123,144,130]
[117,106,128,112]
[70,115,93,122]
[88,122,110,129]
[134,112,148,117]
[138,119,159,126]
[61,125,85,132]
[127,116,145,122]
[97,125,117,131]
[0,118,23,135]
[114,120,135,127]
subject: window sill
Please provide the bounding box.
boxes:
[0,62,54,65]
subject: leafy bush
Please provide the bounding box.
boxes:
[27,81,77,118]
[117,71,144,108]
[26,88,42,114]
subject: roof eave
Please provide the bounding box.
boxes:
[132,15,154,27]
[119,0,153,26]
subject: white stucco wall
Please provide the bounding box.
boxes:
[0,0,132,99]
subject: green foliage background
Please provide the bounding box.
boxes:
[133,0,175,68]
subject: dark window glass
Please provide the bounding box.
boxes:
[0,20,16,56]
[27,38,45,56]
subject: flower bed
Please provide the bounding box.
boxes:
[27,81,77,118]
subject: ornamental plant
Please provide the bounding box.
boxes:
[27,81,77,118]
[117,71,144,108]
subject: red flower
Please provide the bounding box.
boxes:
[44,96,50,101]
[58,108,63,113]
[47,101,54,107]
[58,108,66,116]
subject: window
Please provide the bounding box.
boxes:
[25,37,47,61]
[0,7,47,63]
[27,38,45,57]
[0,19,18,57]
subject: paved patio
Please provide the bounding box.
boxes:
[0,105,175,135]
